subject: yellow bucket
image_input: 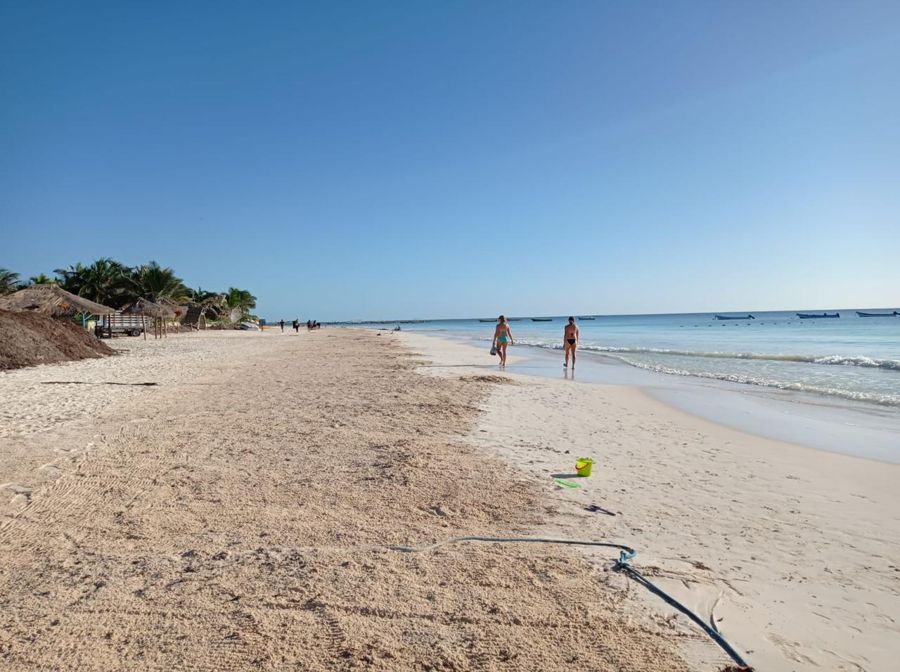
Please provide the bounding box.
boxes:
[575,458,594,477]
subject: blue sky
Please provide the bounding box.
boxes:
[2,1,898,320]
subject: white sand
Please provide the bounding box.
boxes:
[0,329,697,671]
[0,331,285,519]
[400,331,900,672]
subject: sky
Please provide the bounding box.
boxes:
[2,1,899,321]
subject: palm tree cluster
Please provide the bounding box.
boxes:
[0,268,20,295]
[0,260,257,319]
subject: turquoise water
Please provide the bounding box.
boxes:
[357,310,900,407]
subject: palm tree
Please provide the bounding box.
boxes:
[225,287,257,317]
[54,259,129,306]
[29,273,54,285]
[0,267,20,295]
[54,262,88,295]
[128,262,188,304]
[185,286,222,306]
[71,258,131,307]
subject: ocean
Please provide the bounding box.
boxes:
[355,310,900,408]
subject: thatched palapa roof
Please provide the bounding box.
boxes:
[0,284,115,316]
[127,298,176,319]
[152,296,187,318]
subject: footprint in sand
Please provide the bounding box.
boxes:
[766,633,817,665]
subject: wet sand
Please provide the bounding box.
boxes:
[413,331,900,463]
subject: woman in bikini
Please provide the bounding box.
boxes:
[564,316,579,368]
[493,315,514,367]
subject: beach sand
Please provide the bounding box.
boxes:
[399,332,900,672]
[0,330,703,671]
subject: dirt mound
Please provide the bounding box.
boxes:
[0,309,114,370]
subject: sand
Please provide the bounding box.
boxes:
[0,330,704,671]
[399,331,900,672]
[0,309,113,370]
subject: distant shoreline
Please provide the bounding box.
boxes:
[322,307,900,325]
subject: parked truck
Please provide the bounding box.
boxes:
[95,311,145,337]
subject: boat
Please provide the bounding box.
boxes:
[714,314,755,320]
[856,311,899,317]
[477,319,495,323]
[576,316,595,320]
[531,317,553,322]
[797,312,839,319]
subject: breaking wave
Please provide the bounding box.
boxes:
[601,356,900,407]
[512,340,900,372]
[507,339,900,406]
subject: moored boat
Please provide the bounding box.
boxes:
[576,316,595,320]
[714,314,755,320]
[856,311,899,317]
[797,312,840,319]
[531,317,553,322]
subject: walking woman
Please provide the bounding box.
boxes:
[493,315,514,367]
[563,316,579,369]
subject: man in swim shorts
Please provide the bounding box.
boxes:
[564,316,579,369]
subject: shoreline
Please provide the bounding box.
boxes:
[398,330,900,672]
[0,329,697,671]
[2,328,897,671]
[393,329,900,463]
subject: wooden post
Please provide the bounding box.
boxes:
[142,315,147,340]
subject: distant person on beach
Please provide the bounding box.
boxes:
[492,315,513,367]
[564,316,579,368]
[292,319,299,333]
[279,320,285,332]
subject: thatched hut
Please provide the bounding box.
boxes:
[125,298,176,340]
[131,298,175,318]
[154,297,185,318]
[0,284,114,318]
[181,305,215,330]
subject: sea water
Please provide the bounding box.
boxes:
[358,310,900,408]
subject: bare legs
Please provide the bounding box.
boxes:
[564,344,576,368]
[498,343,508,367]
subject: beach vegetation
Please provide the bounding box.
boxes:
[54,258,184,308]
[28,273,55,285]
[9,259,257,324]
[55,259,130,306]
[186,287,224,305]
[127,261,189,304]
[224,287,258,319]
[0,268,21,295]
